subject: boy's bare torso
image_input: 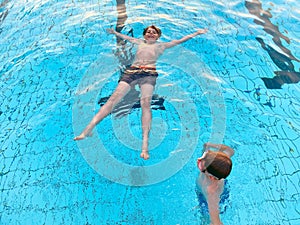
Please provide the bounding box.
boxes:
[131,42,165,67]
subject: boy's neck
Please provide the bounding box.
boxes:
[144,39,157,44]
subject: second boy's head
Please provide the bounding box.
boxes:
[197,150,232,180]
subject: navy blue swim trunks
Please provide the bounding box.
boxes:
[119,66,158,86]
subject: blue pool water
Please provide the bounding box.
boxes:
[1,0,300,224]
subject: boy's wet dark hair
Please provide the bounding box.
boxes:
[202,151,232,179]
[143,25,162,37]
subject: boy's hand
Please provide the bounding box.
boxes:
[197,28,208,34]
[203,142,211,150]
[106,28,116,34]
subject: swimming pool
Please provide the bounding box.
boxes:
[0,0,299,224]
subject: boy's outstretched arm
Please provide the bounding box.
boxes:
[107,28,143,45]
[163,29,207,49]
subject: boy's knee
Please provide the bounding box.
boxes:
[140,97,151,108]
[108,93,122,105]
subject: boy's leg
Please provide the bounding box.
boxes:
[139,83,154,159]
[74,81,131,140]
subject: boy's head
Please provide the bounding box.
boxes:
[197,150,232,179]
[143,25,162,38]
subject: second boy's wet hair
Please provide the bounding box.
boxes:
[143,25,162,37]
[202,151,232,179]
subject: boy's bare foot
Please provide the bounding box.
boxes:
[74,132,92,141]
[140,150,150,160]
[74,134,86,141]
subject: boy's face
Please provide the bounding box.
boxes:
[144,28,159,42]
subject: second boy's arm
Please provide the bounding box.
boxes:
[204,143,234,157]
[163,29,207,49]
[207,193,223,225]
[107,28,143,45]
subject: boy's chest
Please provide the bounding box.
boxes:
[137,43,163,56]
